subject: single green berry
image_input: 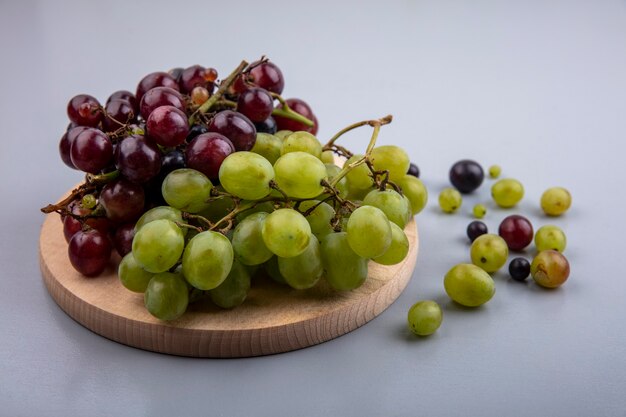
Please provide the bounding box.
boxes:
[473,204,487,219]
[540,187,572,216]
[488,165,501,179]
[81,194,97,209]
[407,300,443,336]
[438,187,462,213]
[491,178,524,208]
[534,225,567,253]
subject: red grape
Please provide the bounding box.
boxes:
[68,229,112,276]
[498,215,534,251]
[59,132,76,169]
[103,99,135,132]
[146,105,189,147]
[179,65,214,94]
[62,201,111,243]
[186,132,235,178]
[274,98,317,134]
[67,94,103,127]
[113,223,136,257]
[114,135,162,183]
[100,179,145,224]
[237,87,273,122]
[70,128,113,174]
[139,86,185,120]
[249,62,285,94]
[207,110,256,151]
[136,72,179,102]
[106,90,138,113]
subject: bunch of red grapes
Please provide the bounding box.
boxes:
[56,60,318,276]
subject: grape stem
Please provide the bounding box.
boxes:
[270,93,315,127]
[323,114,392,151]
[40,170,119,214]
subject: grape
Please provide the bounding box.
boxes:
[320,232,368,291]
[274,130,293,141]
[509,257,530,281]
[139,86,185,120]
[237,87,274,122]
[118,252,153,292]
[449,160,484,193]
[67,94,103,127]
[235,200,274,223]
[146,105,189,147]
[280,131,322,159]
[363,189,411,228]
[100,179,145,223]
[144,149,185,205]
[397,175,427,215]
[68,229,112,276]
[186,132,235,179]
[113,223,135,257]
[261,208,311,258]
[187,124,209,142]
[470,234,509,273]
[274,152,327,198]
[346,206,392,259]
[106,90,138,113]
[489,165,501,179]
[207,110,257,152]
[144,272,189,321]
[534,225,567,253]
[540,187,572,216]
[498,215,534,251]
[59,132,77,169]
[249,62,285,94]
[444,264,495,307]
[210,260,251,308]
[132,219,185,273]
[438,187,462,213]
[274,98,317,133]
[232,212,273,265]
[114,135,162,183]
[103,99,135,132]
[135,206,185,234]
[473,204,487,219]
[531,250,570,288]
[70,128,113,174]
[264,256,286,285]
[373,222,409,265]
[162,168,213,213]
[278,236,324,290]
[62,201,110,243]
[218,151,274,200]
[325,163,349,199]
[191,86,209,105]
[182,231,234,290]
[136,72,180,102]
[491,179,524,208]
[408,163,420,178]
[250,133,282,164]
[407,301,442,336]
[81,194,97,209]
[254,116,277,134]
[370,145,410,182]
[344,154,373,190]
[299,200,335,238]
[466,221,488,243]
[179,65,213,94]
[321,151,334,164]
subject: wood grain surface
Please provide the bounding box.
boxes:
[39,213,418,358]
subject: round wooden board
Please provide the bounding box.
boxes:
[39,213,418,358]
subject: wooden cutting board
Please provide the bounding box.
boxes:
[39,213,418,358]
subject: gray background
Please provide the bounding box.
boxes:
[1,0,625,416]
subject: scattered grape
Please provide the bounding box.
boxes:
[466,220,488,243]
[449,160,484,193]
[540,187,572,216]
[491,179,524,208]
[407,301,442,336]
[508,257,530,281]
[534,225,567,253]
[444,264,495,307]
[498,214,534,251]
[438,188,462,213]
[488,165,501,179]
[470,234,509,273]
[531,250,570,288]
[473,204,487,219]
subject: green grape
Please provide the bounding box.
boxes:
[320,232,368,291]
[534,225,567,253]
[363,189,411,228]
[470,234,509,273]
[274,130,293,141]
[132,219,185,273]
[370,145,410,182]
[398,175,428,215]
[321,150,335,164]
[531,250,570,288]
[219,151,274,200]
[278,237,323,289]
[438,187,462,213]
[344,154,373,190]
[488,165,501,179]
[273,152,327,199]
[251,133,283,164]
[491,178,524,208]
[407,301,443,336]
[197,187,235,223]
[81,194,97,209]
[373,222,409,265]
[444,264,495,307]
[118,252,154,293]
[232,212,273,265]
[540,187,572,216]
[135,206,186,236]
[182,231,234,290]
[299,200,335,239]
[261,208,311,257]
[473,204,487,219]
[235,201,275,223]
[264,256,286,284]
[346,206,392,258]
[209,260,251,308]
[325,163,349,198]
[162,168,213,213]
[280,131,322,159]
[346,181,374,202]
[144,272,189,321]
